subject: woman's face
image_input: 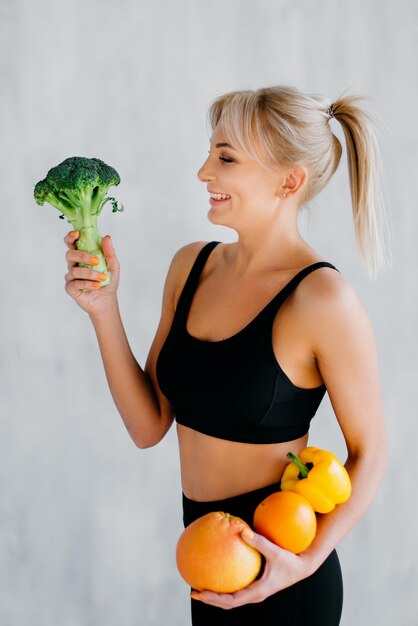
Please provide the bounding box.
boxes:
[197,123,290,229]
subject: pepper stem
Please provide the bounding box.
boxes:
[287,452,310,478]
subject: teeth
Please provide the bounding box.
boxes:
[210,193,231,200]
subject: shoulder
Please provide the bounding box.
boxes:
[304,264,366,316]
[166,241,214,309]
[170,240,211,268]
[294,264,374,356]
[298,262,353,306]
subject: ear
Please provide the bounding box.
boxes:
[280,165,309,198]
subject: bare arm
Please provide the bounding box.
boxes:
[300,273,388,573]
[89,300,167,448]
[85,239,208,448]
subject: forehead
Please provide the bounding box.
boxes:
[209,124,237,150]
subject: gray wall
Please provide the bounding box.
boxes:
[1,0,415,624]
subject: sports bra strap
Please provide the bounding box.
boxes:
[273,260,339,302]
[175,241,221,320]
[257,261,339,321]
[175,241,339,323]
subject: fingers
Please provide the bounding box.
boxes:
[63,230,118,301]
[65,248,102,271]
[64,266,108,285]
[64,230,101,271]
[64,264,106,295]
[64,278,103,298]
[64,230,79,249]
[64,231,119,273]
[64,230,84,271]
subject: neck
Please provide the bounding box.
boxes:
[227,217,310,277]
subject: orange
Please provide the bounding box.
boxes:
[253,491,316,554]
[176,511,262,593]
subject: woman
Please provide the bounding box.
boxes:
[63,85,390,625]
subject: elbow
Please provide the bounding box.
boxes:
[129,427,157,449]
[134,434,159,449]
[135,438,158,450]
[134,417,174,449]
[349,425,388,471]
[347,443,388,481]
[135,439,149,450]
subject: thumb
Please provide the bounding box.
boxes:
[241,528,276,557]
[101,235,119,271]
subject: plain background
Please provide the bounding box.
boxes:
[1,0,416,624]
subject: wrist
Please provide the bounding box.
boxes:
[298,551,320,578]
[89,300,120,325]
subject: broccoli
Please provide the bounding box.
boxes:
[34,156,124,286]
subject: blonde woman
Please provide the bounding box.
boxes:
[63,85,390,625]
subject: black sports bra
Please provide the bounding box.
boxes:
[156,241,340,444]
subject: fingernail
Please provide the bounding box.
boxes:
[242,528,254,540]
[91,282,102,289]
[90,257,100,265]
[97,273,108,281]
[190,594,202,601]
[70,231,78,238]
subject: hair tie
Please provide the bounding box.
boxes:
[326,105,335,120]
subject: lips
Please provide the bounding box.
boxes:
[209,196,231,205]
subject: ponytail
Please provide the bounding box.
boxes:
[331,87,393,279]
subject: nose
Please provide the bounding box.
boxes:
[197,156,216,183]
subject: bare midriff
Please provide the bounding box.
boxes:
[177,423,309,502]
[175,241,325,502]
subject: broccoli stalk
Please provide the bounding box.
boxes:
[34,156,124,287]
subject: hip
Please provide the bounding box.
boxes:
[182,479,344,625]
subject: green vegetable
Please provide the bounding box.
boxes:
[34,156,124,286]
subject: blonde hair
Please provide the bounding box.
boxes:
[207,84,393,280]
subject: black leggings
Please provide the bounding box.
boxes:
[182,479,343,626]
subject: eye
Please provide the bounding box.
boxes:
[206,151,234,163]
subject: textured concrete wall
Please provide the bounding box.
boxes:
[1,0,416,624]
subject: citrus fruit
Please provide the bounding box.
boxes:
[176,511,262,593]
[253,491,316,554]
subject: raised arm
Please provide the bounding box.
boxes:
[63,230,207,448]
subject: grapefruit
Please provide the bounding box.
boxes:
[176,511,262,593]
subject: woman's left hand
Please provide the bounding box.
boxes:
[190,529,314,609]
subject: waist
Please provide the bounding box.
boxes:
[182,478,282,528]
[177,422,309,502]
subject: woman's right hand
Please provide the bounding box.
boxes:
[64,230,120,319]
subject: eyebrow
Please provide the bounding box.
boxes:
[214,142,237,151]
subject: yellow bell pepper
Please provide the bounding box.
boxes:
[280,446,352,513]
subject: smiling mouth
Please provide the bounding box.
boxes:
[209,196,231,204]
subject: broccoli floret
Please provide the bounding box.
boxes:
[34,157,124,286]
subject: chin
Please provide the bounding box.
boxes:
[207,209,231,226]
